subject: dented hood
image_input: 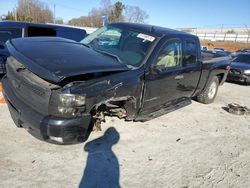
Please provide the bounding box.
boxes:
[7,37,129,83]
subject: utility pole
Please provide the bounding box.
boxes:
[14,5,17,21]
[27,0,30,19]
[53,4,56,23]
[221,24,224,33]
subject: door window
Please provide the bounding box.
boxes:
[184,39,198,64]
[155,39,182,71]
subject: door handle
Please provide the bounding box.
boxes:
[175,75,184,80]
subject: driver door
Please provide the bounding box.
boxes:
[141,38,184,114]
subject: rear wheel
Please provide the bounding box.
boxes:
[197,76,219,104]
[245,78,250,85]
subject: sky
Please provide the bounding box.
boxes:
[1,0,250,29]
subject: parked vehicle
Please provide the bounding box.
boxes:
[213,48,224,52]
[214,50,232,59]
[236,48,250,53]
[231,48,250,58]
[227,53,250,85]
[201,46,208,51]
[2,23,230,144]
[0,21,87,74]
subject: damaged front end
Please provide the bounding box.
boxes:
[3,56,140,144]
[3,37,143,144]
[90,97,136,131]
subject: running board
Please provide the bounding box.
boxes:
[135,98,192,122]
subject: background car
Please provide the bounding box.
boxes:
[214,50,232,59]
[213,47,225,52]
[201,46,208,51]
[227,53,250,85]
[231,48,250,58]
[0,21,87,74]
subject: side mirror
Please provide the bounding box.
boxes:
[184,54,196,64]
[150,64,165,74]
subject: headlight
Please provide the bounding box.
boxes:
[244,70,250,75]
[49,93,86,117]
[57,106,76,114]
[59,94,86,107]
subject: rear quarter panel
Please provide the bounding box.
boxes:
[194,58,230,96]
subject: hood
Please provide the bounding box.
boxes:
[7,37,129,83]
[230,62,250,70]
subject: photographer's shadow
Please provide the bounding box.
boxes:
[79,127,120,188]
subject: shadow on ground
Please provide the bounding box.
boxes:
[79,127,121,188]
[226,80,249,86]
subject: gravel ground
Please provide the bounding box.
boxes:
[0,82,249,188]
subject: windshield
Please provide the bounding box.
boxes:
[81,25,156,67]
[232,54,250,64]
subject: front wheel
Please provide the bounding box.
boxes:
[197,76,219,104]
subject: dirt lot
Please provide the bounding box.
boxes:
[0,82,249,188]
[200,40,250,52]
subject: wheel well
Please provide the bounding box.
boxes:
[90,97,136,131]
[216,73,224,84]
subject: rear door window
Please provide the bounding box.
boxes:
[184,39,198,64]
[27,26,56,37]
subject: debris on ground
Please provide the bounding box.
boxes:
[226,103,250,115]
[176,138,181,142]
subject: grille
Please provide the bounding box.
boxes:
[6,58,51,115]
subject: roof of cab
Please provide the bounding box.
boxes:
[109,22,195,38]
[0,20,85,31]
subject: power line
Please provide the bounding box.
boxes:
[46,2,85,13]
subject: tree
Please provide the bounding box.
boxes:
[16,0,53,23]
[101,0,112,15]
[55,18,63,24]
[124,5,149,23]
[109,1,124,22]
[226,29,236,34]
[88,8,103,27]
[68,8,103,27]
[5,11,15,20]
[68,1,148,27]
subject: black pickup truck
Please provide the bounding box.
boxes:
[2,23,230,144]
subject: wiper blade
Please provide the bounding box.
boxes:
[126,64,136,69]
[94,49,122,63]
[80,43,92,49]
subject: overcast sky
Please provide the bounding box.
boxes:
[1,0,250,28]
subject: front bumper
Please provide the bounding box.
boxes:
[227,73,250,84]
[2,76,92,144]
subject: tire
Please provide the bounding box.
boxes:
[197,76,219,104]
[245,78,250,85]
